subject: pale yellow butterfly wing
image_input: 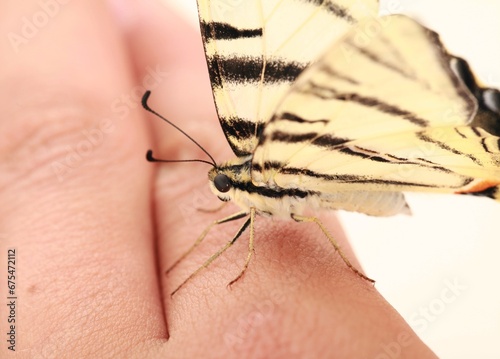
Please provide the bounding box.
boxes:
[197,0,378,156]
[251,15,500,208]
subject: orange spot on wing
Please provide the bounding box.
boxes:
[456,179,500,194]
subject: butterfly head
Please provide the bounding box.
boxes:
[209,171,233,202]
[208,157,252,203]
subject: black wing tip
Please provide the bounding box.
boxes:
[465,185,500,200]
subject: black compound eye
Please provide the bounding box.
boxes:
[214,174,232,193]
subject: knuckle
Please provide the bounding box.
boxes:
[0,92,116,189]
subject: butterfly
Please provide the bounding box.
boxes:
[143,0,500,295]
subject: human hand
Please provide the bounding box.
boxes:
[0,1,437,357]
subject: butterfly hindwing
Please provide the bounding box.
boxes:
[251,15,500,210]
[197,0,378,157]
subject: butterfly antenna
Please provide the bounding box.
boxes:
[146,150,214,166]
[142,90,217,167]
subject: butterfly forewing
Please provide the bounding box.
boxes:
[197,0,378,157]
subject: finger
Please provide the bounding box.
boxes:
[0,1,165,357]
[125,1,436,357]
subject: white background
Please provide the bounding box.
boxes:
[164,1,500,357]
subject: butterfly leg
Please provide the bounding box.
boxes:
[166,210,248,275]
[291,214,375,284]
[196,201,228,213]
[228,207,256,288]
[170,212,251,296]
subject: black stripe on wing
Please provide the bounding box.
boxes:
[339,147,393,163]
[252,162,471,188]
[207,56,305,88]
[304,0,355,22]
[299,80,429,127]
[271,131,319,142]
[200,21,262,40]
[416,132,483,166]
[318,63,360,85]
[337,146,454,172]
[221,116,264,141]
[278,112,329,124]
[345,38,414,80]
[453,127,500,155]
[265,130,351,147]
[220,116,264,156]
[312,135,351,147]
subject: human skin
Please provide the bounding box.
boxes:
[0,1,438,358]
